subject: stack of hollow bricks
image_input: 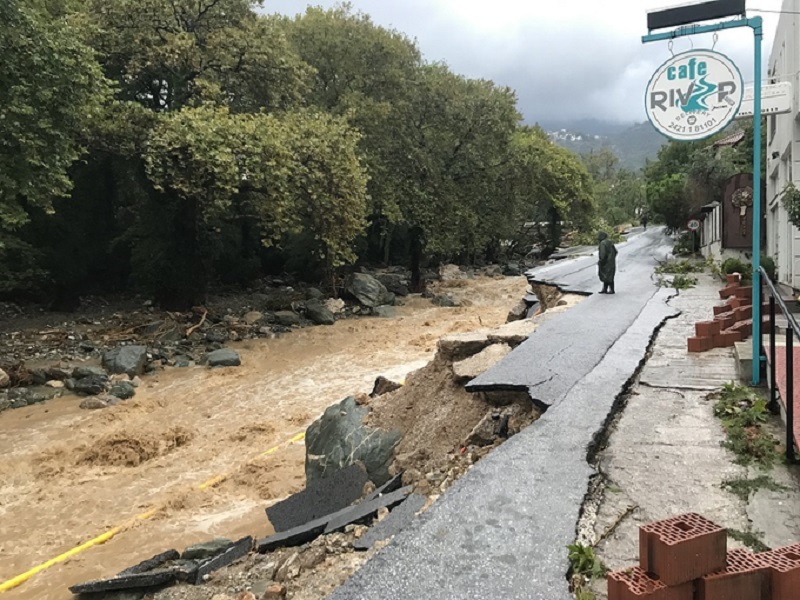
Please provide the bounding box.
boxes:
[688,273,765,353]
[607,512,800,599]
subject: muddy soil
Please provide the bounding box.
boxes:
[0,275,532,600]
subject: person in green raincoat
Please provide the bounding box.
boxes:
[597,231,617,294]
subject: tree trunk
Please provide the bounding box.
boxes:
[410,226,424,292]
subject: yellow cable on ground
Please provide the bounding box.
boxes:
[0,431,307,593]
[0,508,157,594]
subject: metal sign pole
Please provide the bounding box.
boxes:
[642,16,763,385]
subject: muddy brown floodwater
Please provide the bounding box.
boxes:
[0,276,529,600]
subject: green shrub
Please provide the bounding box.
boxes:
[712,383,781,468]
[761,255,776,281]
[721,258,753,282]
[672,231,697,256]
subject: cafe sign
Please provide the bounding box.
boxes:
[645,49,743,141]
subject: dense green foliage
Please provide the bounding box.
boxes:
[643,120,765,233]
[0,1,601,308]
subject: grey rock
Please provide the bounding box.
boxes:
[377,274,411,297]
[243,311,264,325]
[306,303,335,326]
[45,367,72,381]
[506,300,528,323]
[373,306,397,318]
[274,310,301,327]
[8,388,45,407]
[73,374,108,396]
[370,376,402,397]
[432,294,459,308]
[305,396,401,486]
[205,329,228,344]
[30,369,48,385]
[117,549,180,576]
[346,273,392,308]
[307,287,324,300]
[80,397,109,410]
[64,378,76,390]
[298,546,326,570]
[72,365,108,380]
[109,381,136,400]
[79,341,96,352]
[0,395,11,412]
[503,262,522,276]
[181,537,233,561]
[102,345,148,377]
[207,349,241,368]
[173,355,192,368]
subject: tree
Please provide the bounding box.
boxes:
[0,0,106,231]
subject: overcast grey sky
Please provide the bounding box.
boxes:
[264,0,785,125]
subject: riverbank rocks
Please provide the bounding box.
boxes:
[305,396,401,486]
[432,294,459,307]
[506,300,528,323]
[102,345,148,377]
[439,264,468,281]
[376,273,410,297]
[72,366,107,379]
[74,374,109,396]
[372,306,396,318]
[324,298,346,314]
[80,396,112,410]
[305,302,335,326]
[346,273,393,308]
[109,381,136,400]
[243,311,264,325]
[207,349,241,368]
[437,331,492,361]
[0,368,9,388]
[274,311,301,327]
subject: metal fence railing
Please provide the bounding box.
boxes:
[760,266,798,463]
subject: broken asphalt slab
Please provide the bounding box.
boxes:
[192,536,253,585]
[353,494,427,551]
[70,550,183,594]
[257,487,412,553]
[266,464,369,532]
[466,229,673,408]
[329,284,677,599]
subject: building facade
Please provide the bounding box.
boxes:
[766,0,800,288]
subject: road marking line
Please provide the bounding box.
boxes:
[0,431,306,593]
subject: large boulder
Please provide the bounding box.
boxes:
[102,345,148,377]
[305,302,335,326]
[376,273,410,297]
[73,375,109,396]
[346,273,392,308]
[305,396,401,486]
[207,349,241,368]
[273,311,301,327]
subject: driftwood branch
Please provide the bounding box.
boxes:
[185,310,207,337]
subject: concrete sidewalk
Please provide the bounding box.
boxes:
[586,273,800,598]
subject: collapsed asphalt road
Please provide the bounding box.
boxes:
[329,228,678,600]
[466,228,673,406]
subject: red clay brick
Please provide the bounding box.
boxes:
[734,306,753,321]
[726,273,741,285]
[696,321,722,337]
[712,332,737,348]
[607,567,693,600]
[723,327,744,343]
[731,320,753,338]
[719,285,738,299]
[639,513,726,585]
[733,286,753,299]
[713,304,729,316]
[697,548,770,600]
[688,336,711,353]
[714,313,736,330]
[756,544,800,600]
[727,297,742,310]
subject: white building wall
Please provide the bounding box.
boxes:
[767,0,800,287]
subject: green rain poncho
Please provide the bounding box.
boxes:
[598,232,617,284]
